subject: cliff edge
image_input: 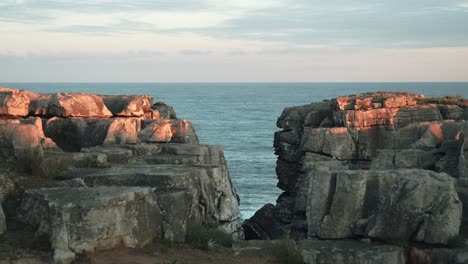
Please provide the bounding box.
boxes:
[0,87,242,264]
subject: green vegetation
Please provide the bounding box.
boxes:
[85,156,110,168]
[415,96,461,105]
[272,239,304,264]
[185,224,232,250]
[0,242,16,260]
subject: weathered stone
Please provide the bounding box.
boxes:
[17,187,162,264]
[57,163,240,236]
[103,118,140,145]
[0,88,30,117]
[155,189,194,242]
[151,102,177,119]
[440,105,465,121]
[243,204,283,240]
[139,119,173,143]
[370,149,436,170]
[301,127,356,160]
[47,93,113,117]
[307,170,368,239]
[102,95,153,117]
[0,204,6,236]
[299,239,406,264]
[409,247,468,264]
[170,119,199,144]
[277,101,331,131]
[356,170,461,245]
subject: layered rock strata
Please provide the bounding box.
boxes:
[245,92,468,263]
[0,87,241,264]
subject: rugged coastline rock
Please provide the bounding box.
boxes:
[0,87,241,264]
[246,92,468,264]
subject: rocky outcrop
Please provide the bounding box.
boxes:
[307,169,461,245]
[0,87,240,264]
[299,239,406,264]
[246,92,468,263]
[18,187,161,264]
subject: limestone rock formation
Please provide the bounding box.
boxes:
[102,95,153,117]
[246,91,468,261]
[0,87,30,117]
[299,239,406,264]
[17,187,162,264]
[0,87,241,264]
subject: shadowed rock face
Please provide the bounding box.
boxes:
[245,92,468,250]
[0,87,240,264]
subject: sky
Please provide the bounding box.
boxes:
[1,0,468,82]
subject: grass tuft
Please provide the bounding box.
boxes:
[185,224,232,250]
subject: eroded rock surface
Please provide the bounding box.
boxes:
[247,92,468,264]
[0,87,240,264]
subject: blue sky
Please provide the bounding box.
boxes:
[1,0,468,82]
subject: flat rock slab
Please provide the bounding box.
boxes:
[58,163,241,237]
[17,187,162,264]
[299,239,406,264]
[58,165,199,189]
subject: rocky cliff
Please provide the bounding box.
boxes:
[244,92,468,263]
[0,87,241,264]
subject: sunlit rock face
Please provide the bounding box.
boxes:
[0,87,241,264]
[245,92,468,251]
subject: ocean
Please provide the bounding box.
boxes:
[2,82,468,219]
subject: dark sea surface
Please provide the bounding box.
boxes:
[2,82,468,219]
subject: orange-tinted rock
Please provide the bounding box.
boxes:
[0,88,31,117]
[48,93,113,117]
[139,120,173,143]
[103,118,141,145]
[102,95,153,117]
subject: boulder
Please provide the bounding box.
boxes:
[243,204,283,240]
[17,187,162,264]
[139,119,199,144]
[47,93,113,117]
[139,119,173,143]
[299,239,406,264]
[102,95,153,117]
[0,88,30,117]
[103,118,140,145]
[151,102,177,119]
[44,117,111,151]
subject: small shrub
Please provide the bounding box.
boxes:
[415,96,460,105]
[85,156,110,168]
[185,224,232,250]
[273,239,304,264]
